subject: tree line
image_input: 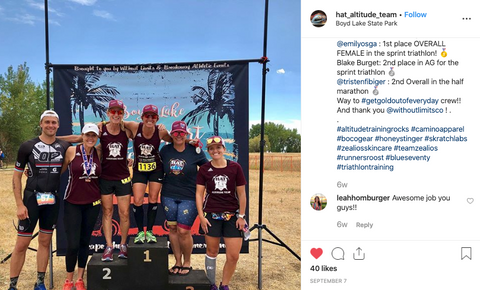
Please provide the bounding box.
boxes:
[0,64,301,160]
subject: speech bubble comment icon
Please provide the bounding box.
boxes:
[310,248,323,259]
[332,247,345,260]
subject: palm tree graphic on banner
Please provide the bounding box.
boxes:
[182,70,235,135]
[70,72,120,129]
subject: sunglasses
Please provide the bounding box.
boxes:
[172,131,187,137]
[110,109,124,115]
[207,137,222,144]
[143,114,158,120]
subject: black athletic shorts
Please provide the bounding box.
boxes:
[132,170,163,184]
[200,213,243,238]
[17,190,60,237]
[99,178,132,196]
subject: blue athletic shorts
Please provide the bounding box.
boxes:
[161,196,197,230]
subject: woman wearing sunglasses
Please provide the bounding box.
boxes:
[122,104,170,244]
[160,120,208,276]
[97,100,134,262]
[61,124,103,290]
[195,136,247,290]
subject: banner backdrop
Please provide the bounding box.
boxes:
[53,61,249,255]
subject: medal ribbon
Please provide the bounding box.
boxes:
[81,145,94,178]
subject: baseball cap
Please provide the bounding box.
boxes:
[108,100,124,110]
[142,104,159,116]
[40,110,59,122]
[82,123,100,136]
[171,120,188,133]
[206,136,225,148]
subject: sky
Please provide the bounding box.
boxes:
[0,0,300,133]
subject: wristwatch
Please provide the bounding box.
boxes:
[237,214,246,219]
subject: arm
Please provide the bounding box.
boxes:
[158,124,173,143]
[95,146,102,160]
[195,184,210,234]
[61,146,75,174]
[12,170,28,220]
[57,135,82,143]
[123,121,140,136]
[235,185,247,230]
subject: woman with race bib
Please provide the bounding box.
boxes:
[123,105,169,244]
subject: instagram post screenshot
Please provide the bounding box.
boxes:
[302,1,479,289]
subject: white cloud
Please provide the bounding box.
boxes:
[68,0,97,5]
[250,119,301,135]
[93,10,115,21]
[8,13,39,25]
[48,19,61,26]
[276,68,286,74]
[27,0,63,17]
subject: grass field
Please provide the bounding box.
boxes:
[0,155,301,289]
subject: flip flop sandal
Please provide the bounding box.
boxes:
[169,265,182,275]
[178,266,193,276]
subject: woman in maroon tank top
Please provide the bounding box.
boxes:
[60,123,102,290]
[98,100,134,262]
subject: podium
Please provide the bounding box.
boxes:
[87,237,210,290]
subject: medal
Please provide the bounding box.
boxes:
[389,67,395,77]
[441,48,447,58]
[196,147,201,154]
[81,145,94,182]
[373,85,379,95]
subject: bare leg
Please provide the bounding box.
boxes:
[36,232,53,272]
[178,227,193,274]
[168,224,182,273]
[77,268,85,280]
[101,194,114,247]
[116,195,131,245]
[10,236,32,278]
[221,237,242,285]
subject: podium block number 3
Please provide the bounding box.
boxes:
[144,250,152,262]
[103,268,112,280]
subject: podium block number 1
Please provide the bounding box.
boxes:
[144,250,152,262]
[103,268,112,280]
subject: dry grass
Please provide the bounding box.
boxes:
[0,165,301,289]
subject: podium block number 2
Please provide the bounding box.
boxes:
[144,250,152,262]
[103,268,112,280]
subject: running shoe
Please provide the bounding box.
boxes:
[33,283,46,290]
[145,230,157,243]
[62,280,73,290]
[134,231,146,244]
[210,284,218,290]
[118,243,128,259]
[101,246,114,262]
[219,284,230,290]
[74,278,86,290]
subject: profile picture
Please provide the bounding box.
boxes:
[311,10,327,27]
[311,194,327,211]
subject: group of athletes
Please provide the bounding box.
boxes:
[7,100,247,290]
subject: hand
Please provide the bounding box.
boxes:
[17,204,29,220]
[200,216,211,234]
[236,217,246,231]
[158,124,166,131]
[188,138,200,145]
[128,158,134,167]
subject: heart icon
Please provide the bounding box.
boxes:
[310,248,323,259]
[467,198,474,204]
